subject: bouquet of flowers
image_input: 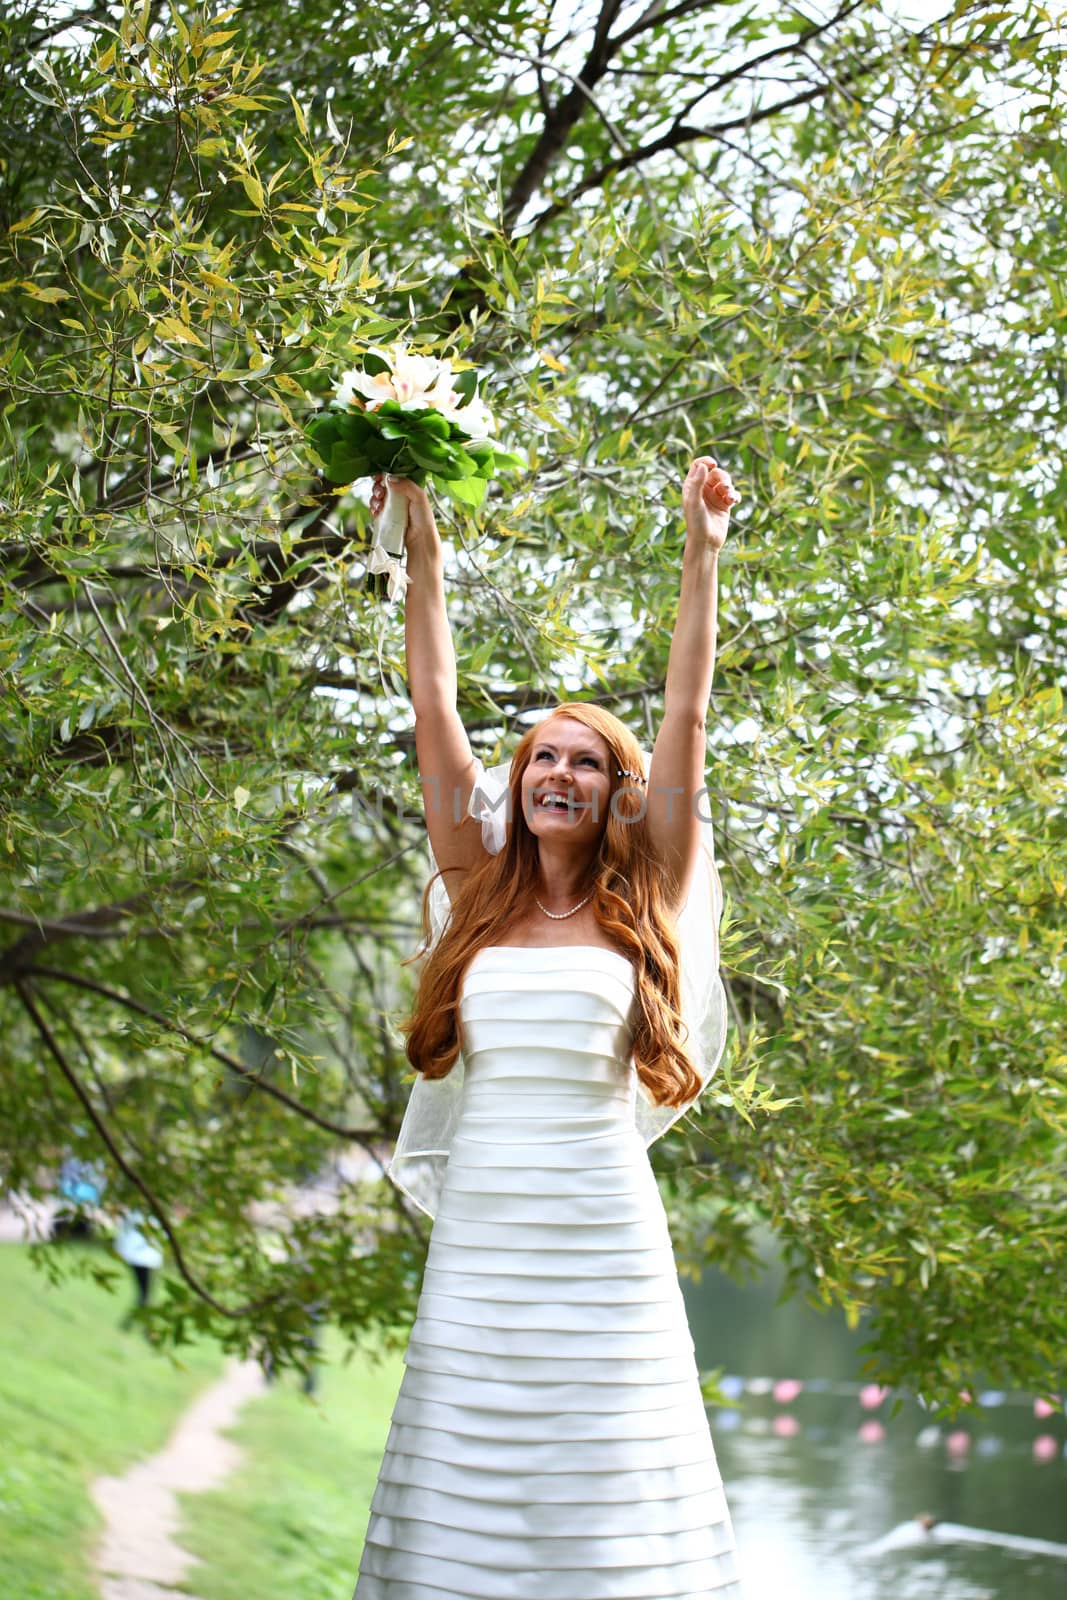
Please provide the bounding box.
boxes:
[306,343,523,599]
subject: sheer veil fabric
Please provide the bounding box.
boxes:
[389,750,728,1219]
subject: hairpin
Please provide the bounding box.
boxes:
[616,768,647,784]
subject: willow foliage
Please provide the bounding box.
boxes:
[1,0,1064,1402]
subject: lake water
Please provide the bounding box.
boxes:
[684,1239,1067,1599]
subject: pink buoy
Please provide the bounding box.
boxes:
[773,1413,801,1438]
[858,1420,885,1444]
[773,1378,803,1405]
[1032,1434,1058,1463]
[860,1384,887,1410]
[1033,1397,1059,1420]
[946,1430,971,1458]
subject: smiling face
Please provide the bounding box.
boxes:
[519,717,615,843]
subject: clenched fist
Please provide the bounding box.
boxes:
[681,457,740,552]
[369,473,440,558]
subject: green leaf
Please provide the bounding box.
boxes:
[325,448,371,483]
[407,442,461,477]
[3,0,1063,1412]
[439,474,487,507]
[417,410,451,440]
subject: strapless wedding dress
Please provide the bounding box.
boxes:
[353,944,740,1599]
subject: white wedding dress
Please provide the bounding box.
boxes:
[353,942,740,1599]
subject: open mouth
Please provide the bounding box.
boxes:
[535,792,580,814]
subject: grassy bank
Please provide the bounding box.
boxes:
[181,1332,405,1600]
[2,1236,405,1600]
[0,1241,224,1600]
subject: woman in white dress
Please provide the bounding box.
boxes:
[353,456,743,1599]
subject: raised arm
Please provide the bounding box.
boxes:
[371,475,491,897]
[645,456,740,912]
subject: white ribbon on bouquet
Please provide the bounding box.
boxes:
[366,481,411,601]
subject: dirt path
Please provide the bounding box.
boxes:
[90,1358,265,1600]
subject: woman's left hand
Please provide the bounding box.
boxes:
[682,456,741,551]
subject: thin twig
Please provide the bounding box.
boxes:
[15,975,276,1319]
[27,964,389,1146]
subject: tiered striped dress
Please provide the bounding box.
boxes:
[353,943,740,1599]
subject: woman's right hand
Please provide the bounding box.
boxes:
[370,474,439,558]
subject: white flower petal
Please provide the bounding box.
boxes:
[391,348,444,401]
[449,394,497,441]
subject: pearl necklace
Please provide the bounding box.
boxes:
[534,889,594,920]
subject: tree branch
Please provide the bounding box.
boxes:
[525,75,852,237]
[14,974,276,1319]
[26,963,393,1145]
[98,433,260,514]
[501,0,627,226]
[0,889,169,982]
[610,0,728,52]
[10,0,113,63]
[463,24,674,272]
[666,0,866,129]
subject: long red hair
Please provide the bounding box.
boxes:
[400,703,702,1108]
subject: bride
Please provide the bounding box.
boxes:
[353,457,743,1599]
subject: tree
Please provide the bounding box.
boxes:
[1,0,1064,1402]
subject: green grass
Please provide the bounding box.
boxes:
[0,1240,224,1600]
[181,1332,405,1600]
[1,1237,405,1600]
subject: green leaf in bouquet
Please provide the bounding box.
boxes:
[307,414,369,483]
[386,411,453,447]
[441,474,488,507]
[453,369,478,402]
[317,411,373,459]
[417,410,451,440]
[449,446,481,477]
[375,417,413,440]
[415,437,478,476]
[444,418,489,446]
[340,411,380,445]
[404,433,456,468]
[383,450,427,482]
[362,352,391,377]
[368,437,406,471]
[325,446,372,484]
[466,444,496,479]
[409,444,463,478]
[306,411,345,450]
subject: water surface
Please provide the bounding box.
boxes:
[684,1242,1067,1599]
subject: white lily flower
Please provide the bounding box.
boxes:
[335,343,451,412]
[422,366,462,416]
[389,344,450,408]
[333,343,496,444]
[445,391,497,442]
[334,368,368,410]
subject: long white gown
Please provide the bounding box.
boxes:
[353,943,741,1599]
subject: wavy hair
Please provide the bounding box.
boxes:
[399,702,701,1108]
